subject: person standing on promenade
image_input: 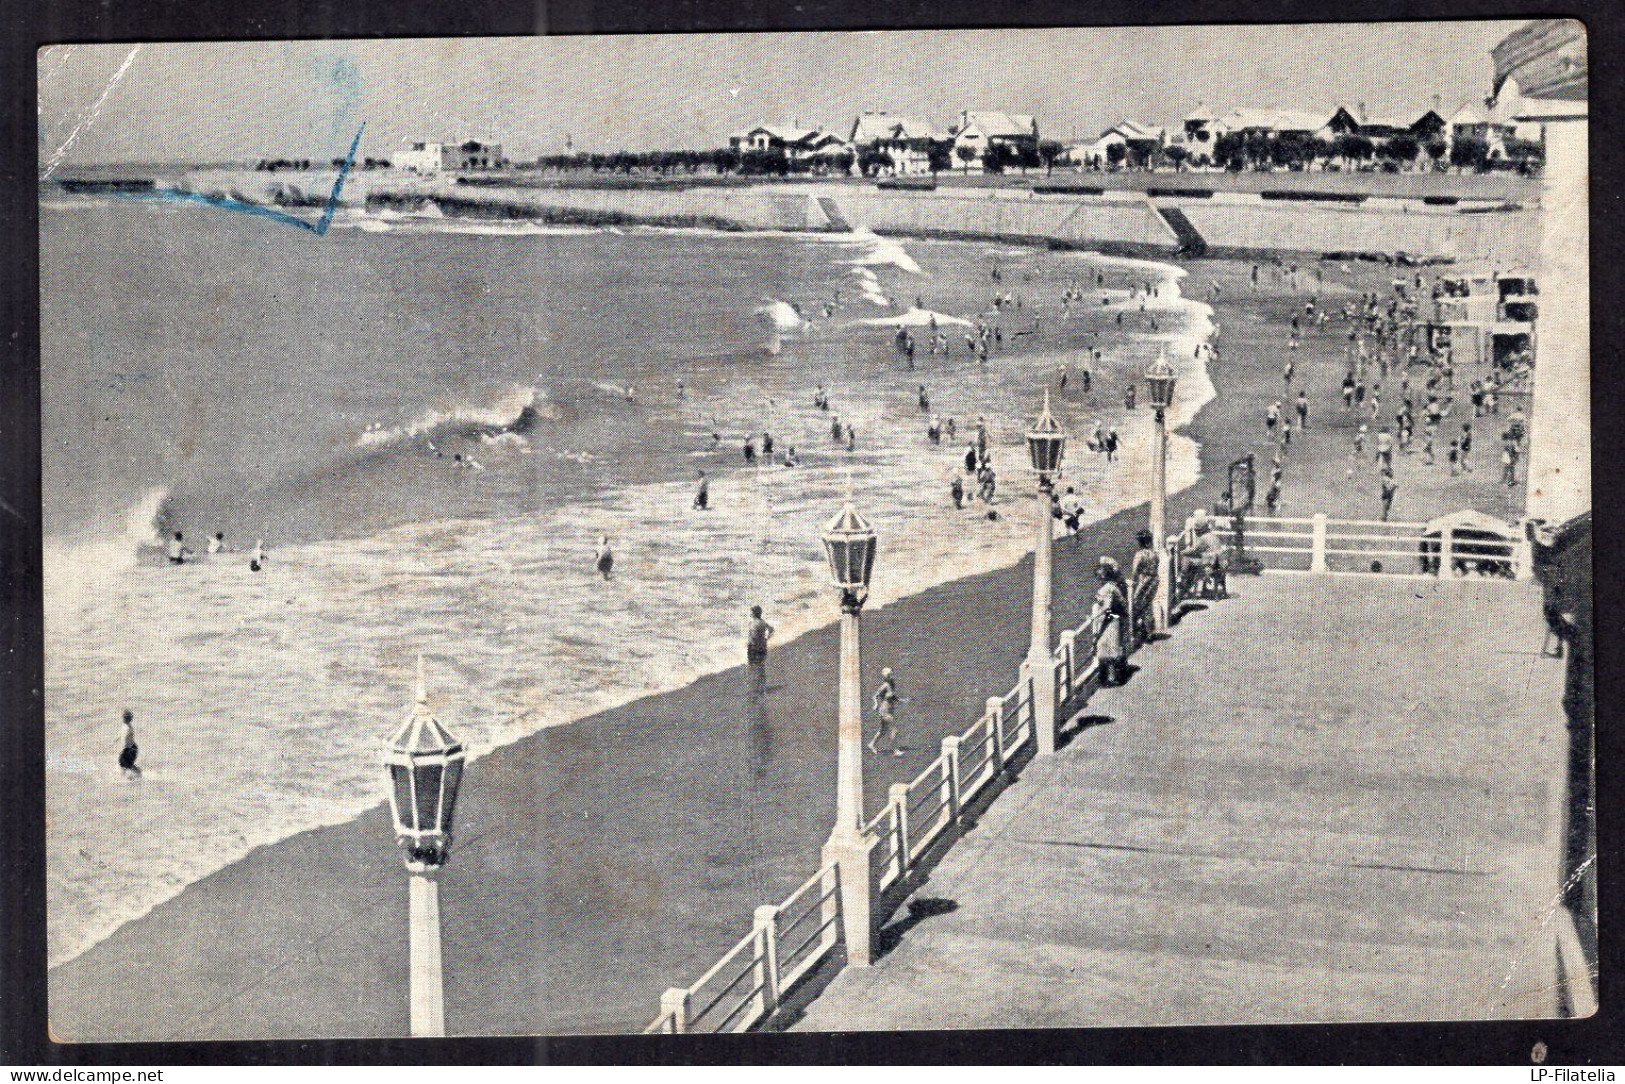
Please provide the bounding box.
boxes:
[594,536,614,580]
[867,667,906,756]
[746,605,774,666]
[1129,530,1158,645]
[693,470,710,511]
[1380,469,1397,522]
[118,710,140,778]
[1091,557,1130,687]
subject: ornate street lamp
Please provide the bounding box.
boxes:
[819,503,878,967]
[384,657,466,1038]
[1145,349,1178,634]
[1024,391,1065,755]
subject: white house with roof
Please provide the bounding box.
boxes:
[728,123,851,165]
[396,139,505,174]
[1064,120,1166,167]
[848,111,943,174]
[948,110,1039,170]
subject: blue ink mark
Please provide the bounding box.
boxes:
[115,122,365,236]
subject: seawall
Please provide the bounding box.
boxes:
[157,169,1541,263]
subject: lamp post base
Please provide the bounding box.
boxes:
[822,834,878,968]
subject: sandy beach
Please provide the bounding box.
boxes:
[47,251,1524,1040]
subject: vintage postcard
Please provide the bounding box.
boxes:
[37,21,1591,1042]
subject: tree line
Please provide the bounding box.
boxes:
[1088,131,1542,174]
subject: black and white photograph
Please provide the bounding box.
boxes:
[30,16,1594,1047]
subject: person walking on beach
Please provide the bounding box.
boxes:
[165,532,193,566]
[1103,428,1120,463]
[867,667,906,756]
[1353,423,1368,458]
[1375,428,1394,470]
[743,435,757,464]
[1380,469,1397,522]
[831,414,844,444]
[118,710,141,778]
[1058,486,1084,535]
[918,385,930,412]
[595,535,614,580]
[950,469,966,509]
[1124,384,1136,410]
[964,442,979,474]
[1265,401,1280,439]
[1460,422,1473,472]
[977,463,997,504]
[746,605,774,665]
[928,415,942,445]
[693,470,710,511]
[1295,391,1309,430]
[1343,372,1356,411]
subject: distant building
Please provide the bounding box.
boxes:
[728,123,851,166]
[1351,105,1447,145]
[1070,120,1166,167]
[396,139,505,174]
[848,112,943,174]
[948,110,1039,170]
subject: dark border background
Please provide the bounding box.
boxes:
[3,0,1620,1066]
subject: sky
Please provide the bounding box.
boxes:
[38,22,1530,166]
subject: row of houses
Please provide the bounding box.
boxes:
[728,110,1039,174]
[1079,99,1540,167]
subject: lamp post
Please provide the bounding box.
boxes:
[1144,349,1178,635]
[819,503,878,967]
[383,656,466,1038]
[1024,390,1066,756]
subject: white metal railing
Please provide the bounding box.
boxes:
[646,863,842,1034]
[643,589,1117,1035]
[1186,512,1530,579]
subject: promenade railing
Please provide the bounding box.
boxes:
[644,598,1105,1035]
[1190,512,1530,579]
[644,506,1527,1034]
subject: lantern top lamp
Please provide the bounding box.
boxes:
[1025,389,1066,480]
[821,502,877,611]
[1145,347,1177,411]
[384,657,467,872]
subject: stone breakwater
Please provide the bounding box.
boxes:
[148,169,1540,263]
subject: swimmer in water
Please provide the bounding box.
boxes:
[595,535,614,580]
[165,532,192,565]
[207,532,228,555]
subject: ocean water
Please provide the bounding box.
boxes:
[42,196,1213,968]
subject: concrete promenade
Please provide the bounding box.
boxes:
[794,573,1570,1030]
